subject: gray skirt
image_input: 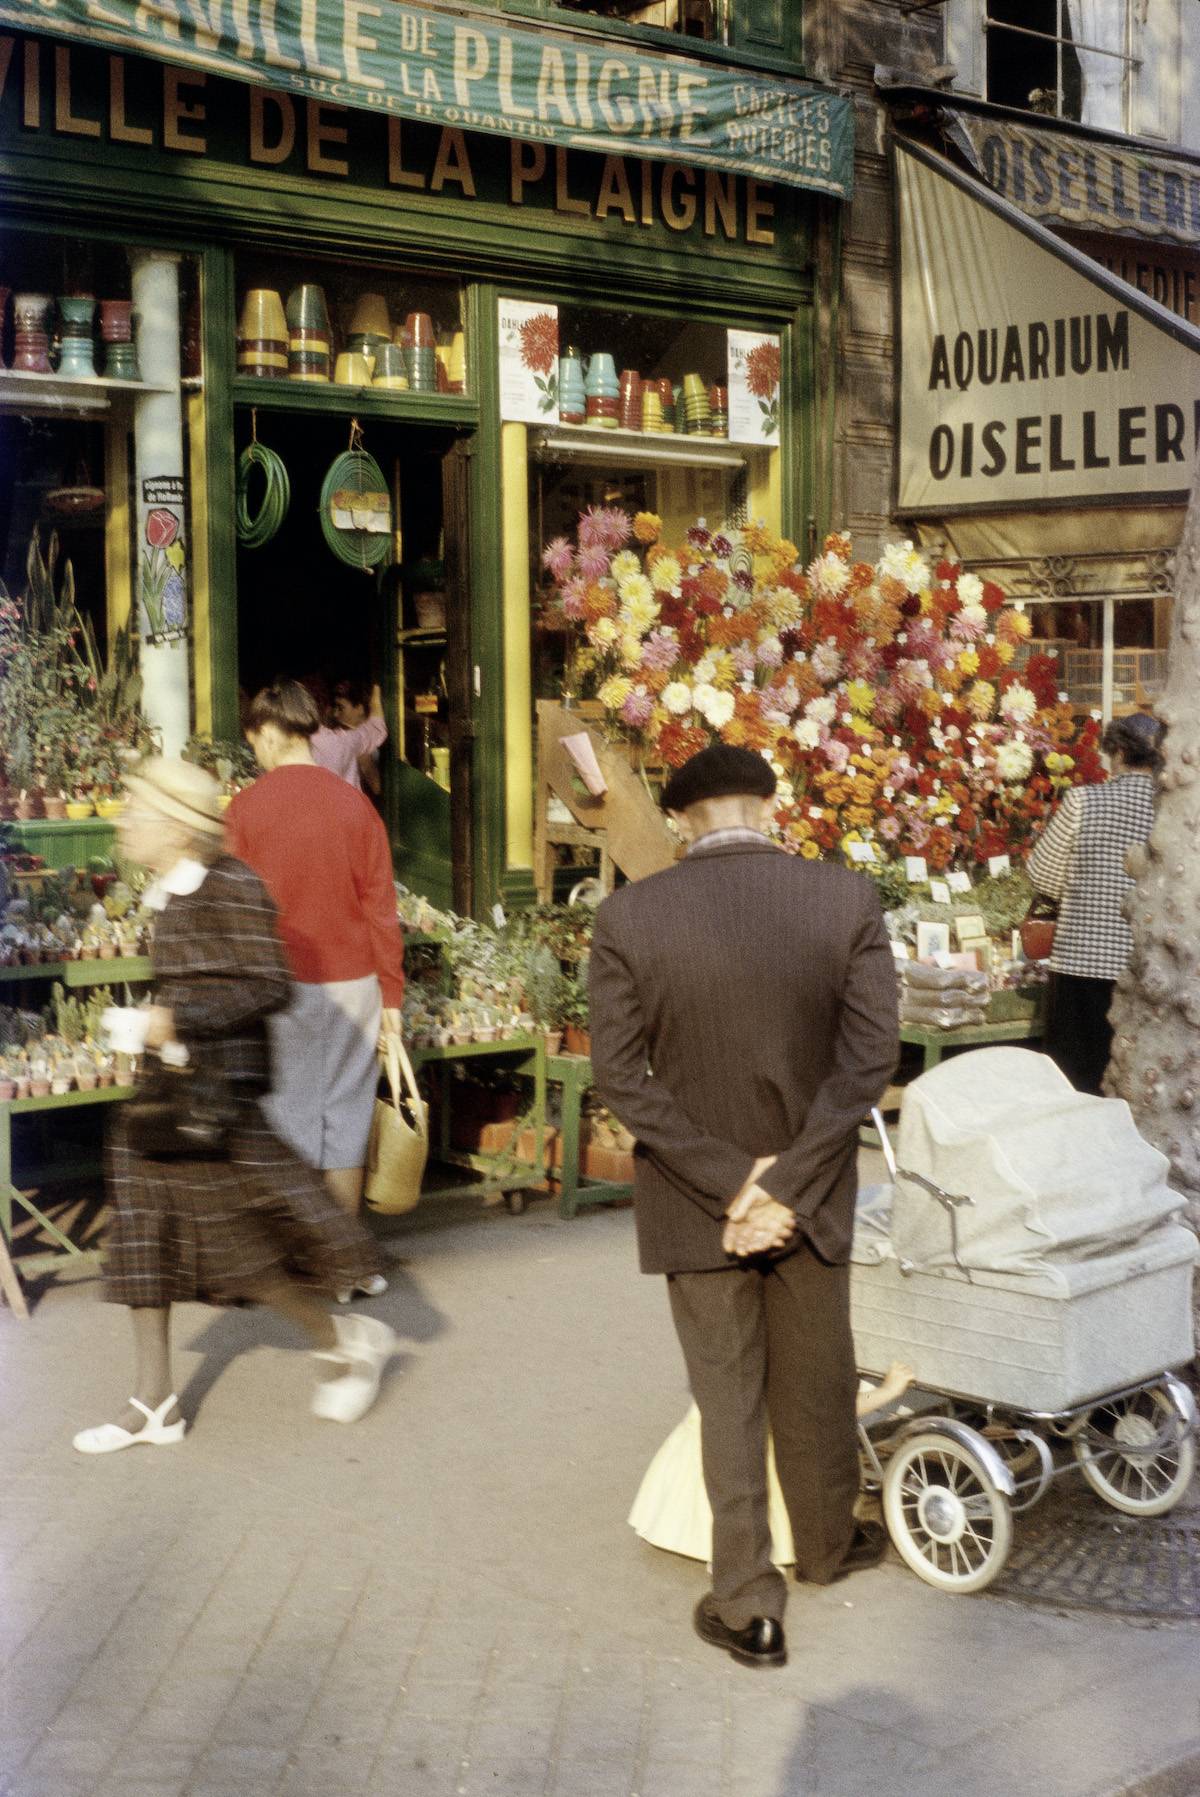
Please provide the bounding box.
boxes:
[264,975,383,1170]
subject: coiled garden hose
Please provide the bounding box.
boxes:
[319,447,392,570]
[235,441,291,548]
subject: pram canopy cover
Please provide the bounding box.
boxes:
[888,1048,1188,1278]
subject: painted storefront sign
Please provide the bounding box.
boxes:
[0,0,853,197]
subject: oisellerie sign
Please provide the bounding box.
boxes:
[0,0,853,197]
[0,31,790,247]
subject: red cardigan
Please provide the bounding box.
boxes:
[226,764,405,1006]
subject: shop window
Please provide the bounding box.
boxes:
[524,300,779,715]
[233,250,465,395]
[985,1,1139,131]
[0,236,200,668]
[1022,592,1167,719]
[556,0,729,42]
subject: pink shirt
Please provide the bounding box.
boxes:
[310,717,387,790]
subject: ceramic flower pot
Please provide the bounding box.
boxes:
[350,292,392,339]
[237,289,288,378]
[12,293,52,373]
[0,1080,16,1103]
[42,794,67,820]
[100,299,134,342]
[558,349,585,424]
[29,1078,51,1098]
[65,799,94,820]
[543,1030,564,1057]
[56,295,96,378]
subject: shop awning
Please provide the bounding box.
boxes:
[895,139,1200,518]
[949,110,1200,251]
[0,0,853,198]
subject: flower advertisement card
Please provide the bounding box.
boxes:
[498,299,559,423]
[727,330,781,442]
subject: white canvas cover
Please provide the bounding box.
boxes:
[890,1048,1186,1277]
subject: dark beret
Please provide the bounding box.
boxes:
[660,744,777,812]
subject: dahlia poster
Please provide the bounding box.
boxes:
[727,330,782,444]
[498,298,560,423]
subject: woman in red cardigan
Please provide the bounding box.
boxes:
[227,680,405,1292]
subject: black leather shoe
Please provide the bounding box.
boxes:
[693,1596,786,1668]
[798,1520,889,1584]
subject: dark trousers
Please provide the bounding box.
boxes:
[1046,972,1115,1097]
[667,1245,859,1629]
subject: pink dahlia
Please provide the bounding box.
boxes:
[619,689,654,729]
[542,537,574,581]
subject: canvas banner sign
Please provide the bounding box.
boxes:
[2,0,853,196]
[896,145,1200,515]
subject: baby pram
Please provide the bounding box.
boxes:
[852,1048,1198,1593]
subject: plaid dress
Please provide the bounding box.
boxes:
[1028,774,1156,981]
[104,856,381,1307]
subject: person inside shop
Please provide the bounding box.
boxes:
[1028,710,1165,1096]
[74,758,397,1456]
[227,679,405,1299]
[588,744,900,1670]
[325,675,385,799]
[310,675,388,794]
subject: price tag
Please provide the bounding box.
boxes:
[988,853,1012,878]
[929,879,952,906]
[904,855,928,883]
[847,841,876,863]
[947,870,972,893]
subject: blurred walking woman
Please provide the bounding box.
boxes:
[74,761,396,1454]
[227,680,405,1250]
[1028,711,1164,1096]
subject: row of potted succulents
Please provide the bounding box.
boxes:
[394,886,595,1056]
[0,864,150,966]
[0,983,128,1101]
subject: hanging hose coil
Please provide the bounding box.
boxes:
[235,440,291,548]
[319,445,392,571]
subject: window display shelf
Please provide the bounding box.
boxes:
[0,370,174,416]
[231,378,477,427]
[528,424,749,470]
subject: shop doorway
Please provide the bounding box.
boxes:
[232,411,472,912]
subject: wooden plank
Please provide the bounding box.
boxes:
[536,701,679,889]
[0,1232,29,1318]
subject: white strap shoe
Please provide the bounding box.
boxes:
[311,1315,398,1424]
[73,1395,186,1455]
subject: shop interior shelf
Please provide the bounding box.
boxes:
[0,370,175,415]
[528,423,750,470]
[231,377,477,427]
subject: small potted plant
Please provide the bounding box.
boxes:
[28,1053,52,1098]
[0,1056,16,1103]
[73,1051,98,1092]
[561,976,591,1059]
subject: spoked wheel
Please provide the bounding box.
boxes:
[883,1432,1013,1593]
[1071,1384,1197,1517]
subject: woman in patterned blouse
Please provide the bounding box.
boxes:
[1028,712,1164,1095]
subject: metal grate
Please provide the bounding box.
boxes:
[987,1480,1200,1621]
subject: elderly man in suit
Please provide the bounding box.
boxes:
[589,745,899,1668]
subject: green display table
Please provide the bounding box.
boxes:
[410,1036,547,1213]
[900,1016,1042,1072]
[5,816,118,870]
[546,1052,633,1219]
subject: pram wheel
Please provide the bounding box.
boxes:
[1071,1384,1196,1517]
[883,1432,1013,1593]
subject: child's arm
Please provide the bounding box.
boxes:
[857,1362,915,1417]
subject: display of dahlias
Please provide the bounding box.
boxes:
[541,514,1104,869]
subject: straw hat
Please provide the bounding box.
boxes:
[124,757,225,839]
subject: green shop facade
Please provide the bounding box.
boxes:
[0,3,852,915]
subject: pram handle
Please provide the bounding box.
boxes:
[894,1167,974,1213]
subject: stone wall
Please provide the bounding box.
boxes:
[808,1,945,556]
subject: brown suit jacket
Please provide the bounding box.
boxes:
[588,836,900,1275]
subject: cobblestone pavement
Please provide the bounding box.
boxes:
[1,1183,1198,1797]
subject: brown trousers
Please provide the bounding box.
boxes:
[667,1245,859,1629]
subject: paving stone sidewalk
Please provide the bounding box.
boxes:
[1,1184,1198,1797]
